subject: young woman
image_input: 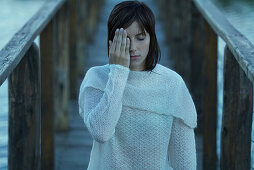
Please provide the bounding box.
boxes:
[79,1,197,169]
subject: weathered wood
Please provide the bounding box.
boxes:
[77,0,89,77]
[163,0,192,87]
[203,20,218,170]
[190,2,205,135]
[155,0,167,23]
[53,2,70,131]
[0,0,67,86]
[220,46,253,170]
[86,0,104,43]
[69,0,78,99]
[8,43,40,170]
[192,0,254,84]
[41,20,55,170]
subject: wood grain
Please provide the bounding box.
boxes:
[41,20,55,170]
[203,20,218,170]
[221,46,253,170]
[193,0,254,84]
[0,0,66,86]
[54,2,70,131]
[69,0,78,99]
[8,43,40,170]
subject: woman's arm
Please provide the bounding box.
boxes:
[168,117,197,170]
[78,64,129,143]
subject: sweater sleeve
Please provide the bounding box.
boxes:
[168,117,197,170]
[78,64,130,143]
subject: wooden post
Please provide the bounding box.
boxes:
[157,0,168,23]
[165,0,192,87]
[77,0,89,77]
[69,0,78,99]
[203,20,218,170]
[162,0,173,45]
[41,20,55,170]
[8,43,40,170]
[220,46,253,170]
[86,0,103,43]
[190,2,205,135]
[53,2,70,131]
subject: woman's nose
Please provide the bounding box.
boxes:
[130,40,137,52]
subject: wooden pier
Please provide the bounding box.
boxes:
[0,0,253,170]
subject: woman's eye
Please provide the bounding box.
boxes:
[137,37,145,41]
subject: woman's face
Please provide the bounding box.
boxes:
[125,21,150,71]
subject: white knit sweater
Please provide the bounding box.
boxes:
[78,63,197,170]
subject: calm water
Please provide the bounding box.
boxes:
[0,0,254,169]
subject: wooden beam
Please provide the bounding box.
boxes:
[0,0,66,86]
[77,0,88,77]
[190,2,205,135]
[192,0,254,84]
[220,46,253,170]
[69,0,78,99]
[41,20,55,170]
[165,0,192,87]
[203,20,218,170]
[53,1,70,131]
[8,43,40,170]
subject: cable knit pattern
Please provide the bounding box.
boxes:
[78,64,197,170]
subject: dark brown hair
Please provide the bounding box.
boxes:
[107,0,161,72]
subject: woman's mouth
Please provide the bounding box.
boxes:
[130,55,139,59]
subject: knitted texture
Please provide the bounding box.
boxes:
[78,64,197,170]
[169,118,197,169]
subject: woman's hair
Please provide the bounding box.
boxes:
[107,0,161,72]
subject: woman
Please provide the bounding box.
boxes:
[78,1,197,169]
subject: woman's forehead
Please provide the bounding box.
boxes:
[125,21,146,36]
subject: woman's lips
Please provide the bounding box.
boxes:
[130,55,139,59]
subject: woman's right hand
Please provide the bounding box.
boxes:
[109,28,130,68]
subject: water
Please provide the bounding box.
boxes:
[0,0,254,169]
[0,0,44,169]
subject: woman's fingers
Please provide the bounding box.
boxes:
[110,29,118,54]
[125,37,130,56]
[115,28,124,55]
[120,30,127,55]
[109,28,130,68]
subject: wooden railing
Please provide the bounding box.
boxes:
[0,0,103,169]
[156,0,254,169]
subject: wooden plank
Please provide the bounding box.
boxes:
[8,43,40,170]
[221,46,253,170]
[203,20,218,170]
[86,0,104,42]
[41,20,55,170]
[54,2,70,131]
[69,0,78,99]
[165,0,192,87]
[76,0,88,77]
[190,2,205,134]
[192,0,254,84]
[0,0,66,86]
